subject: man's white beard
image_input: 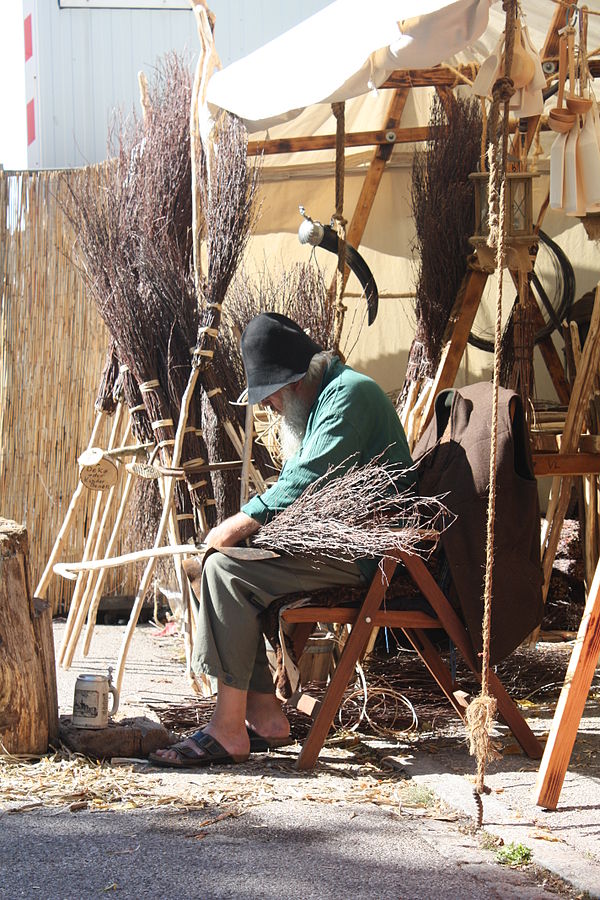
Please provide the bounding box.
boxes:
[279,388,311,461]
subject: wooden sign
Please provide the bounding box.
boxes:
[78,447,118,491]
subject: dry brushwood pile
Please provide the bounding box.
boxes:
[148,642,598,746]
[253,457,454,563]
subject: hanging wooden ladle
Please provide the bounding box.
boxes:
[550,32,577,132]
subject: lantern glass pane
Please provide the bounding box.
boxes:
[512,180,527,234]
[479,181,489,235]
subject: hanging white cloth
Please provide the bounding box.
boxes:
[205,0,493,131]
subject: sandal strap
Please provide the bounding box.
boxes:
[188,729,228,758]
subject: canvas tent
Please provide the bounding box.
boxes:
[204,0,600,399]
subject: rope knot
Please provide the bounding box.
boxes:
[491,75,515,104]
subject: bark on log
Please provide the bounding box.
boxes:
[0,518,58,754]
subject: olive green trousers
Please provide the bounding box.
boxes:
[191,551,364,694]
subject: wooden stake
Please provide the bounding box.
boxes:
[81,469,135,656]
[58,403,125,667]
[33,410,106,600]
[534,551,600,809]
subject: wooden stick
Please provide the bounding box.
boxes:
[58,485,105,666]
[81,469,135,656]
[224,420,267,493]
[240,402,254,508]
[58,403,125,666]
[534,550,600,809]
[33,410,106,600]
[63,414,130,666]
[113,369,201,694]
[54,540,207,578]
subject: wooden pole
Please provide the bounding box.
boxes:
[534,551,600,809]
[58,403,124,666]
[63,414,130,666]
[33,410,106,601]
[81,469,135,656]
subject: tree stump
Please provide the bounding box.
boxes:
[0,518,59,754]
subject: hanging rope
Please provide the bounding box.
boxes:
[331,101,348,352]
[466,0,517,829]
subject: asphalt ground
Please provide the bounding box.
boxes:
[0,622,598,899]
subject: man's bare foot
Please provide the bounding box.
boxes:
[246,691,290,742]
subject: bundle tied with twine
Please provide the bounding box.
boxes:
[191,112,262,520]
[402,94,482,402]
[253,456,454,564]
[66,54,212,537]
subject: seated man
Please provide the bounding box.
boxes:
[152,312,414,767]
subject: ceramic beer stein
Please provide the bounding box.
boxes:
[72,670,119,729]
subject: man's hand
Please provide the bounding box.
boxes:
[204,512,260,549]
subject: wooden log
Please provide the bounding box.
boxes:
[0,519,58,754]
[534,551,600,809]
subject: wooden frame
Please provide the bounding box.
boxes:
[282,550,543,770]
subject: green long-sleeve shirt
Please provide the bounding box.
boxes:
[242,358,415,579]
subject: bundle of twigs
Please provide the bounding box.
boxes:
[253,457,453,563]
[193,114,262,502]
[402,94,482,398]
[67,55,210,537]
[95,343,120,415]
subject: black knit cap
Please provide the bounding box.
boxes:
[241,312,323,405]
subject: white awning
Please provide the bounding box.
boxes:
[206,0,493,132]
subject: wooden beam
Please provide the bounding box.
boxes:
[346,87,410,249]
[379,65,478,89]
[534,551,600,809]
[247,126,429,156]
[531,294,571,405]
[533,453,600,477]
[380,59,600,92]
[416,267,489,439]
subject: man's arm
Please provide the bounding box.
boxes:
[204,511,261,548]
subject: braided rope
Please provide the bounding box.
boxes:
[468,0,517,818]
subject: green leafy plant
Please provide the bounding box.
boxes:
[495,842,533,867]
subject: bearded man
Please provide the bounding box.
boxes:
[152,312,414,768]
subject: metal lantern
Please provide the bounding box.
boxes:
[469,171,538,271]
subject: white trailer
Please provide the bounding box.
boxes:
[23,0,330,169]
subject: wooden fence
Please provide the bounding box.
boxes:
[0,168,135,614]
